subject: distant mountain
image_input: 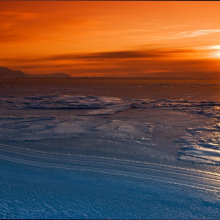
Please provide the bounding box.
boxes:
[0,67,27,78]
[30,72,71,78]
[0,67,71,78]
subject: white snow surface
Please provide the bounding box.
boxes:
[2,94,220,165]
[1,94,220,218]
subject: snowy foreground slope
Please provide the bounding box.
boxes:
[1,81,220,218]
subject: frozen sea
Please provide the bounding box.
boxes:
[1,77,220,219]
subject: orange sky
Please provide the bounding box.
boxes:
[0,1,220,77]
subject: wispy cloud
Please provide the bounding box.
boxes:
[157,29,220,41]
[0,48,196,65]
[2,47,218,76]
[196,45,220,50]
[166,29,220,40]
[177,29,220,38]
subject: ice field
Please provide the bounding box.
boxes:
[1,79,220,218]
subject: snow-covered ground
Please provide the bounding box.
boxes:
[1,81,220,218]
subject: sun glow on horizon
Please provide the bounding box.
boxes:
[216,51,220,58]
[0,1,220,76]
[210,50,220,58]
